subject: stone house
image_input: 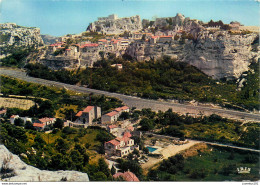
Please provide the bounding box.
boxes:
[101,106,129,124]
[75,106,101,126]
[33,123,46,131]
[101,111,120,124]
[158,35,173,43]
[104,133,137,157]
[10,115,32,124]
[38,117,56,126]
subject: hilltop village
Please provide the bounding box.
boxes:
[30,13,259,79]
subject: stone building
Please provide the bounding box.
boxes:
[75,106,101,127]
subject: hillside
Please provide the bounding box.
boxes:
[0,145,89,181]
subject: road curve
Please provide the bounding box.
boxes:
[1,68,260,122]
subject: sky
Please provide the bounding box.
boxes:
[0,0,259,36]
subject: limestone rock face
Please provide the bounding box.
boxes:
[0,145,89,182]
[0,23,44,58]
[87,14,142,34]
[126,31,259,79]
[183,31,259,79]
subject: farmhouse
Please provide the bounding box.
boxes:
[104,133,138,157]
[75,106,101,126]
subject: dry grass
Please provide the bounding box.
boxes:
[0,97,34,110]
[55,104,78,119]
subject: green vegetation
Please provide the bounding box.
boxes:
[0,122,114,181]
[1,47,36,67]
[136,108,259,149]
[1,76,123,118]
[25,57,259,111]
[147,146,259,181]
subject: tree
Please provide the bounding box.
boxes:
[53,118,64,129]
[119,112,130,120]
[24,121,35,130]
[34,134,46,149]
[139,118,154,131]
[98,158,111,177]
[93,171,107,181]
[14,118,24,126]
[55,138,69,154]
[111,165,116,175]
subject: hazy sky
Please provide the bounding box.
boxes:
[0,0,259,36]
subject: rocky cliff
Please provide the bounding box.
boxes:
[126,31,259,79]
[0,23,44,58]
[184,31,259,79]
[0,145,89,182]
[87,14,142,34]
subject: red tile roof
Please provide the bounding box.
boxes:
[39,117,55,123]
[113,171,139,182]
[80,43,99,48]
[151,36,159,39]
[33,123,45,128]
[123,132,132,138]
[76,111,83,117]
[106,139,120,146]
[114,106,129,112]
[10,115,18,118]
[127,126,134,131]
[83,106,94,113]
[66,49,71,51]
[106,111,119,117]
[108,125,117,129]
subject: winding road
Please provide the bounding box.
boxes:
[1,68,260,122]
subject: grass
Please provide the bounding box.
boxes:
[152,145,259,181]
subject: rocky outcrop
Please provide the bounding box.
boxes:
[0,145,89,182]
[41,34,59,45]
[126,31,259,79]
[184,31,259,79]
[87,14,142,34]
[0,23,44,58]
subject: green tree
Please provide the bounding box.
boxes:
[53,118,64,129]
[55,138,70,154]
[14,118,24,126]
[111,165,116,175]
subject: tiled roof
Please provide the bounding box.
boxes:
[114,106,129,112]
[106,139,120,146]
[151,36,159,39]
[108,125,117,129]
[127,126,134,131]
[123,132,132,138]
[33,123,45,128]
[83,106,94,113]
[113,171,139,182]
[10,115,18,118]
[39,117,55,123]
[75,111,83,117]
[106,111,119,117]
[80,43,99,48]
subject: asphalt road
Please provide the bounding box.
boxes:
[1,68,260,122]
